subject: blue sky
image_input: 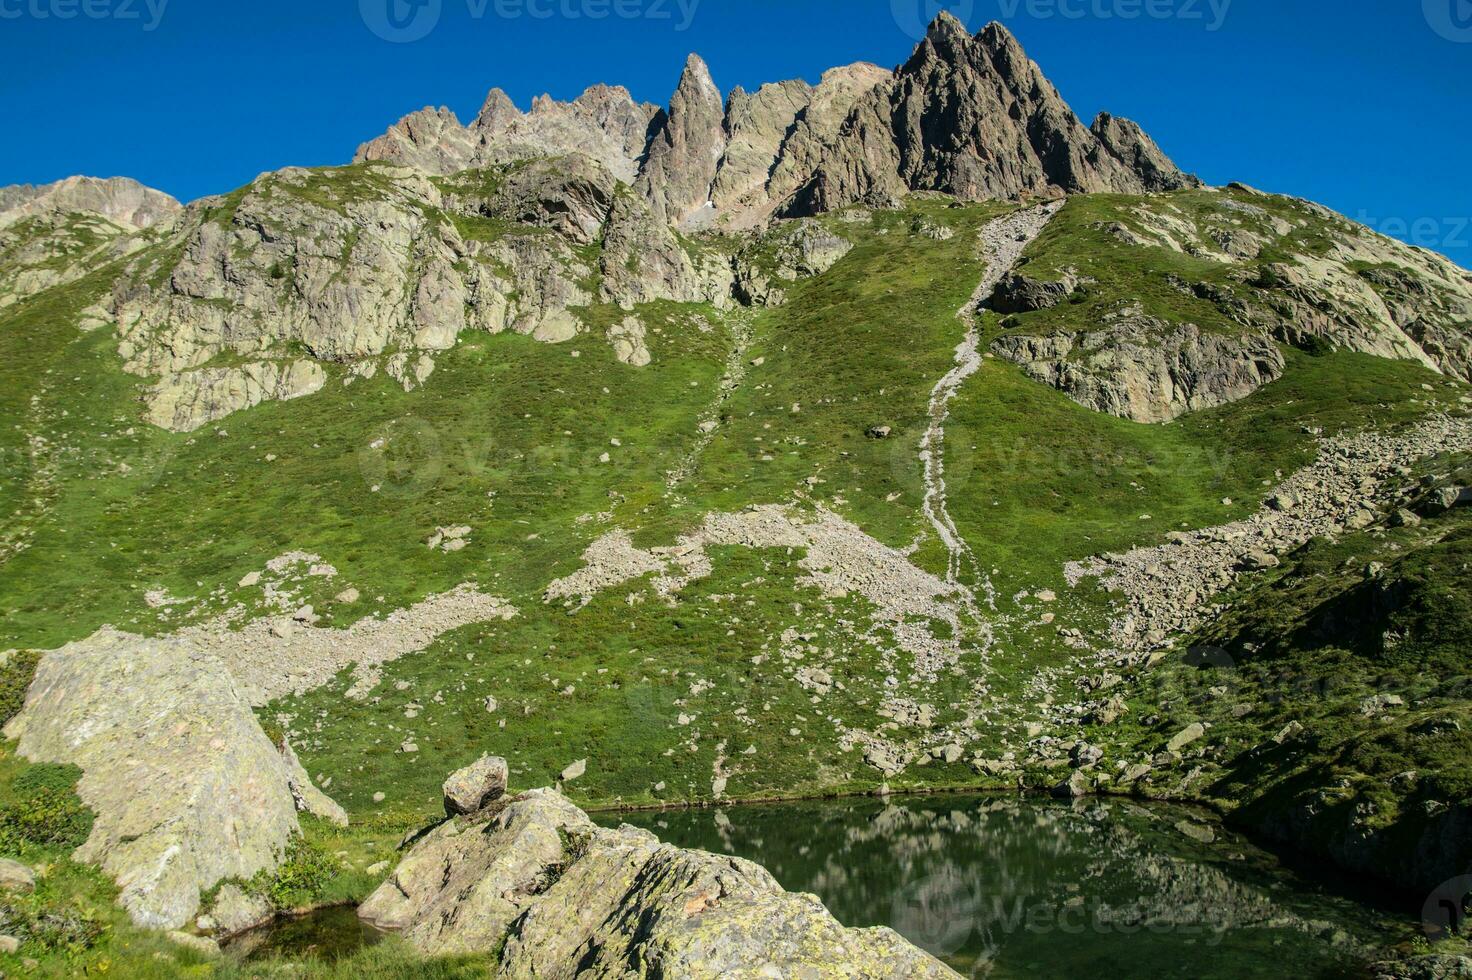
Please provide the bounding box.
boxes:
[2,0,1469,266]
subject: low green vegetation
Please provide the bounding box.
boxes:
[0,179,1467,975]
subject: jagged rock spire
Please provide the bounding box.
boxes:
[635,54,728,226]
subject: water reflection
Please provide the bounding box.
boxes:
[604,795,1404,979]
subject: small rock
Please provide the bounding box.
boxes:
[0,859,36,894]
[238,571,261,588]
[367,861,391,876]
[1175,820,1217,844]
[866,425,892,440]
[166,931,220,956]
[1239,550,1279,572]
[1122,763,1153,783]
[1070,743,1104,768]
[1360,694,1406,718]
[1265,492,1297,512]
[560,759,587,783]
[1051,770,1091,799]
[1272,721,1305,745]
[1167,723,1206,753]
[335,588,361,605]
[0,935,19,954]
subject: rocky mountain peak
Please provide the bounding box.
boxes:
[0,175,181,231]
[783,16,1195,215]
[635,53,728,226]
[473,88,521,133]
[925,10,972,43]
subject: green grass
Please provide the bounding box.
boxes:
[0,180,1468,974]
[1080,455,1472,891]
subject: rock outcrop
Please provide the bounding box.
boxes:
[356,85,660,183]
[3,629,347,930]
[992,317,1286,423]
[143,359,327,432]
[359,787,958,977]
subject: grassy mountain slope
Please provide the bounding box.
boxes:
[0,172,1469,974]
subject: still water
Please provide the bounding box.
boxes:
[602,794,1408,979]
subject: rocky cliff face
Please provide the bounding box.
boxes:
[993,316,1286,423]
[105,156,819,430]
[355,84,660,183]
[785,16,1197,217]
[0,176,181,232]
[359,787,958,977]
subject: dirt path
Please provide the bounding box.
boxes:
[920,202,1063,591]
[665,309,756,494]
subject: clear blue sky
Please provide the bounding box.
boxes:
[2,0,1469,266]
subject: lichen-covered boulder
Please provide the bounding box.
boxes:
[3,629,347,930]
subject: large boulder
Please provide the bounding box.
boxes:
[442,755,509,816]
[3,629,348,930]
[987,272,1078,314]
[360,788,958,977]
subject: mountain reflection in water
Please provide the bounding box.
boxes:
[602,795,1405,979]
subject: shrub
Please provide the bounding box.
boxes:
[0,764,94,854]
[0,650,40,728]
[255,836,340,911]
[0,898,107,956]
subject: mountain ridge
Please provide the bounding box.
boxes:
[354,17,1196,230]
